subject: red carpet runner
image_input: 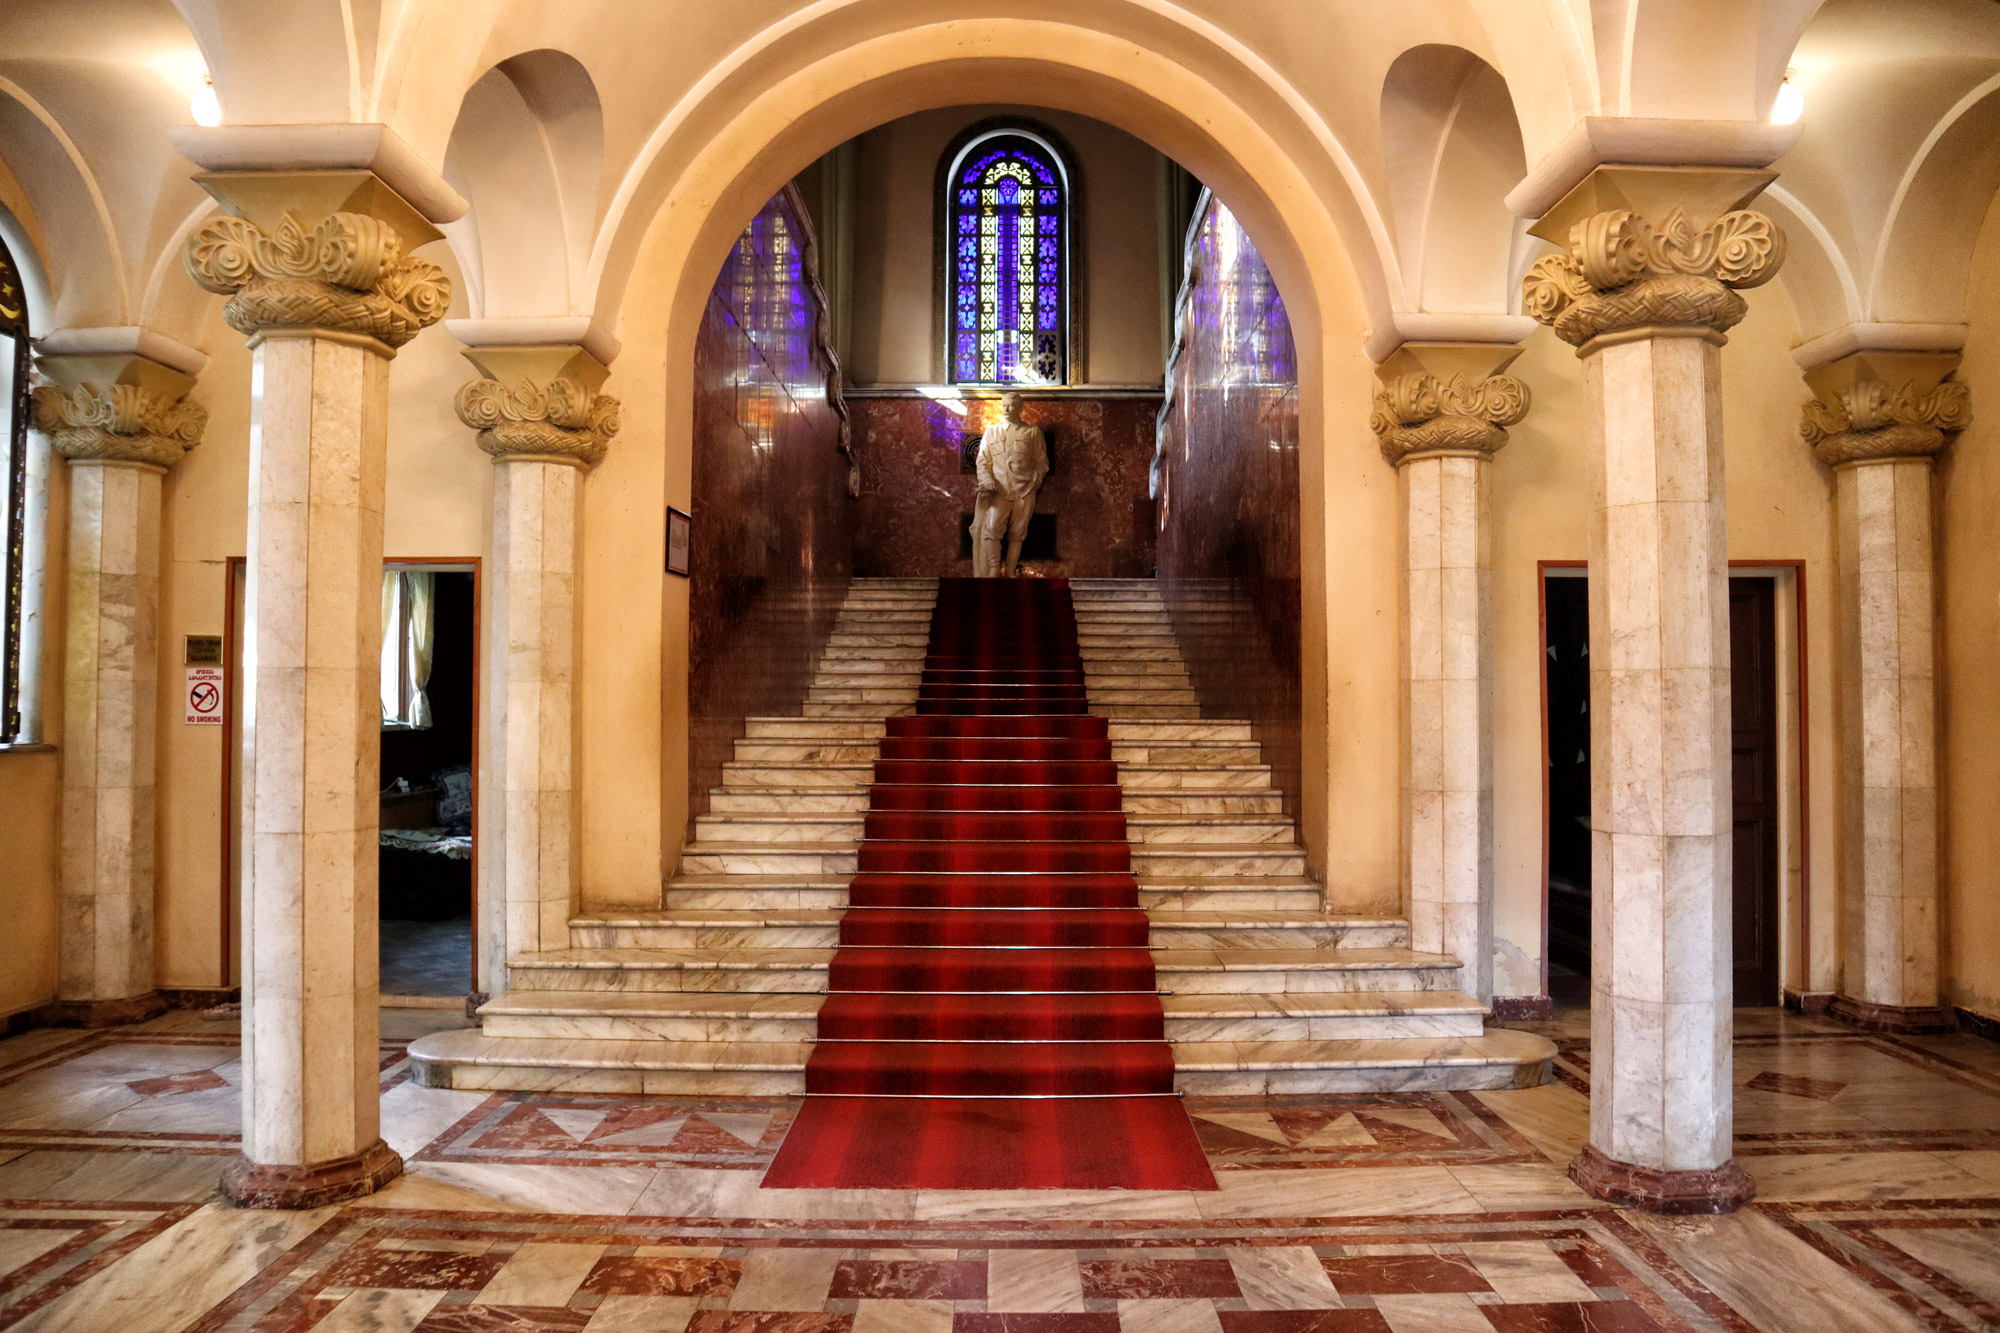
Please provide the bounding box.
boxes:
[764,578,1217,1190]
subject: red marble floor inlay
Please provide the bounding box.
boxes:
[413,1304,592,1332]
[578,1254,741,1297]
[1217,1313,1394,1332]
[686,1313,854,1333]
[829,1258,987,1300]
[1318,1252,1492,1294]
[1077,1257,1241,1299]
[1481,1301,1673,1332]
[1744,1070,1848,1102]
[316,1245,506,1291]
[124,1068,228,1098]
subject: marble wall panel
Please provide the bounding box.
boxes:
[1153,201,1303,821]
[848,395,1159,578]
[687,192,853,828]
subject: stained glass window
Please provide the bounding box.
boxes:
[946,131,1069,386]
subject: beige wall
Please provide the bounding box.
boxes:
[843,106,1168,387]
[1938,198,2000,1025]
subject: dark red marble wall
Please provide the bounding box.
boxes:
[687,189,852,827]
[849,394,1158,577]
[1153,200,1303,820]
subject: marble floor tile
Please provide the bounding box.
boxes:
[1632,1209,1935,1333]
[1455,1241,1597,1304]
[728,1247,843,1310]
[1223,1245,1340,1310]
[474,1240,606,1306]
[1444,1164,1592,1212]
[850,1299,953,1332]
[0,1149,222,1201]
[582,1295,700,1331]
[379,1082,490,1160]
[1119,1296,1225,1332]
[1198,1166,1480,1218]
[1372,1292,1497,1332]
[986,1247,1084,1312]
[1738,1149,1997,1202]
[404,1161,658,1214]
[1472,1083,1588,1164]
[313,1287,447,1333]
[1880,1225,2000,1308]
[10,1202,332,1333]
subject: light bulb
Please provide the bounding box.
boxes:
[190,75,220,127]
[1772,74,1804,126]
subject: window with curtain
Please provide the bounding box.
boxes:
[380,569,435,730]
[945,130,1071,386]
[0,236,32,742]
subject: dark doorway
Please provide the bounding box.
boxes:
[378,567,476,998]
[1542,573,1591,1001]
[1541,570,1785,1007]
[1730,578,1782,1006]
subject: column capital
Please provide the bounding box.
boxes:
[30,343,205,470]
[1521,167,1786,349]
[182,171,451,352]
[1801,350,1971,467]
[453,343,619,468]
[1371,342,1530,465]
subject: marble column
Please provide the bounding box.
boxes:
[1522,167,1787,1212]
[1373,345,1530,1005]
[451,341,619,991]
[1801,351,1969,1034]
[30,347,206,1025]
[182,171,451,1207]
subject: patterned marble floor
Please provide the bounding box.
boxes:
[0,1007,1994,1332]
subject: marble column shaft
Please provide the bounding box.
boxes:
[1401,452,1493,1001]
[1802,350,1968,1031]
[1522,166,1785,1210]
[1374,350,1526,1007]
[33,356,205,1022]
[491,456,582,976]
[182,170,451,1205]
[452,346,618,992]
[1582,330,1735,1177]
[58,462,162,1008]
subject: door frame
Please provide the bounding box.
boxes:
[1535,559,1812,1005]
[222,556,484,998]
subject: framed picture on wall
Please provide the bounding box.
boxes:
[666,507,692,577]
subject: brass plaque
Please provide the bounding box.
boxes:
[184,635,223,666]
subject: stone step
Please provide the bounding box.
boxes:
[808,686,925,704]
[407,1028,807,1095]
[1154,946,1461,994]
[667,874,851,910]
[1148,913,1404,950]
[1092,704,1204,720]
[802,702,918,718]
[693,815,859,844]
[503,947,833,993]
[1171,1029,1554,1094]
[1088,688,1199,705]
[1126,815,1297,844]
[1139,878,1324,911]
[1112,742,1262,764]
[1162,990,1485,1041]
[1133,844,1307,876]
[723,762,872,788]
[479,990,822,1042]
[1122,791,1286,815]
[1090,676,1195,693]
[1080,656,1190,671]
[708,789,873,814]
[1109,720,1254,741]
[744,717,887,739]
[817,657,927,673]
[825,634,931,648]
[731,742,882,763]
[1119,764,1271,790]
[681,843,858,875]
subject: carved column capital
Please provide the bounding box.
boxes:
[1801,350,1970,467]
[31,344,205,469]
[452,341,618,468]
[454,377,620,467]
[32,383,205,469]
[1371,342,1530,465]
[1521,168,1786,348]
[182,173,450,351]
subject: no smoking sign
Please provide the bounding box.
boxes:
[185,667,224,725]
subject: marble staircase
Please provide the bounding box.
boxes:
[1068,578,1551,1093]
[409,575,1554,1095]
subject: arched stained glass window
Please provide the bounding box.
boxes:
[946,130,1069,386]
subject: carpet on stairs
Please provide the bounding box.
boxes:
[764,577,1216,1191]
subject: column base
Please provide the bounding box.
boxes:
[42,992,168,1029]
[1567,1144,1755,1214]
[1489,996,1554,1022]
[1829,996,1955,1034]
[221,1139,404,1209]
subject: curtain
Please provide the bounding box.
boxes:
[379,570,402,724]
[404,571,435,729]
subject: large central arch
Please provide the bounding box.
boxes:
[601,11,1406,903]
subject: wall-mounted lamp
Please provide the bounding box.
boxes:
[1772,70,1805,126]
[190,73,220,128]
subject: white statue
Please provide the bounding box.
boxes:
[969,392,1049,577]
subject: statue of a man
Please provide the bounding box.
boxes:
[969,392,1049,577]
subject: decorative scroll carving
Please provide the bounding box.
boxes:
[1371,371,1530,464]
[1801,376,1971,466]
[454,377,620,466]
[1522,207,1786,347]
[183,211,450,348]
[30,382,206,468]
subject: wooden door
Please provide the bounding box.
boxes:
[1729,578,1781,1006]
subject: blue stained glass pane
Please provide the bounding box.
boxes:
[1039,216,1057,234]
[948,134,1066,385]
[1039,190,1057,206]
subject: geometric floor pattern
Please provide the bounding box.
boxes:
[0,1007,1996,1331]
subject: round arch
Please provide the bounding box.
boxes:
[602,11,1407,894]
